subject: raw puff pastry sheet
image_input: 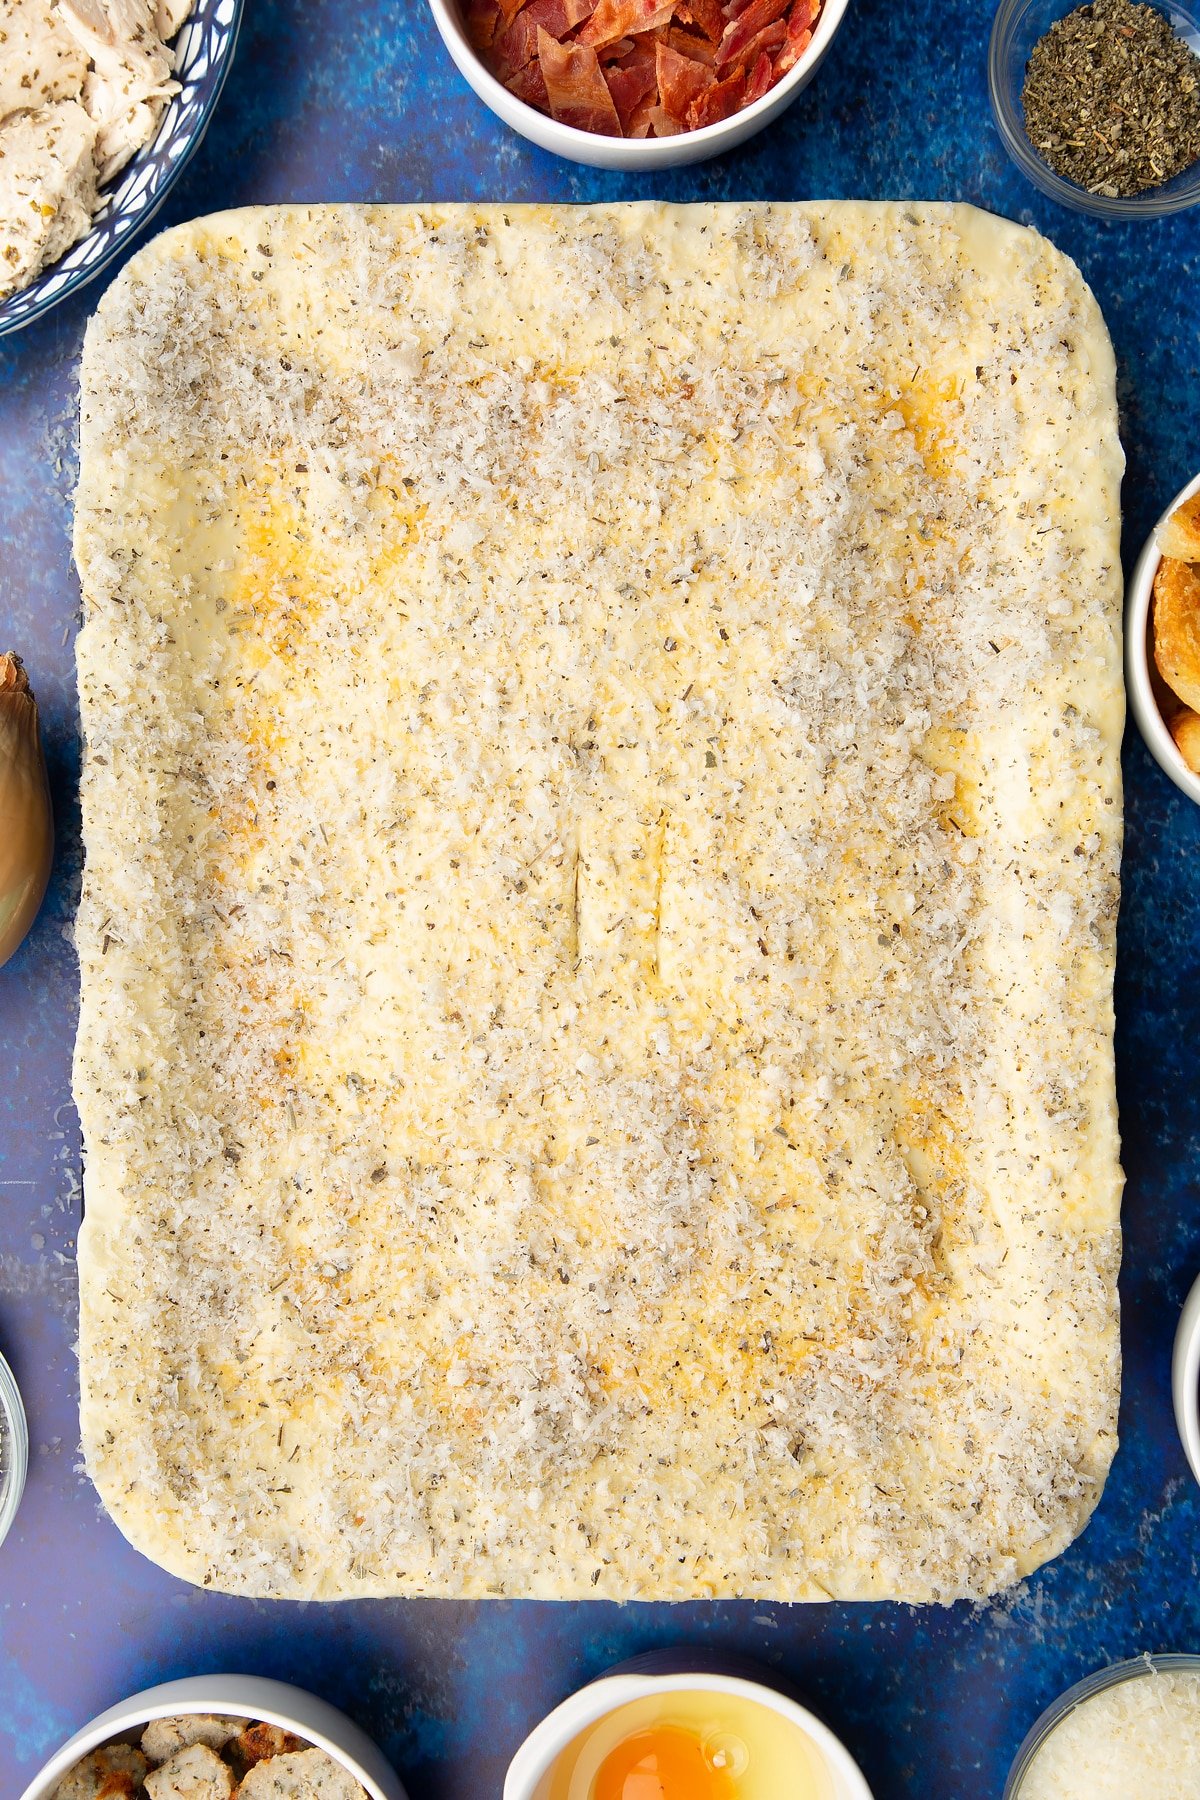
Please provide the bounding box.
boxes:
[74,202,1124,1601]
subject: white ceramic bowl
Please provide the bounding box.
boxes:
[1126,470,1200,806]
[19,1676,408,1800]
[426,0,851,168]
[1173,1268,1200,1488]
[0,1349,29,1554]
[504,1668,874,1800]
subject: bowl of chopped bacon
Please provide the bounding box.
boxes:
[428,0,850,166]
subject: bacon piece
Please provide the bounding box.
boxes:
[493,12,536,69]
[496,0,578,70]
[663,24,717,62]
[686,62,745,124]
[774,0,818,74]
[743,45,773,101]
[773,23,811,73]
[603,38,657,129]
[715,0,788,67]
[537,25,623,131]
[628,91,657,133]
[676,0,724,39]
[474,0,809,133]
[645,102,684,133]
[491,12,524,67]
[465,0,502,49]
[722,15,785,71]
[506,58,550,107]
[655,39,714,123]
[579,0,674,49]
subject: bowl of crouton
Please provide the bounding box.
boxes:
[1127,474,1200,807]
[18,1677,408,1800]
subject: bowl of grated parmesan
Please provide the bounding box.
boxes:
[1004,1654,1200,1799]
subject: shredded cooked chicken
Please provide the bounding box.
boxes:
[0,0,193,298]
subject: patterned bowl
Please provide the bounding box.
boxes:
[0,0,244,338]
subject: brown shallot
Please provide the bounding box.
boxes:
[0,653,53,970]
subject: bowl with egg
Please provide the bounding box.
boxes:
[0,0,244,336]
[1126,472,1200,804]
[504,1656,873,1800]
[18,1676,408,1800]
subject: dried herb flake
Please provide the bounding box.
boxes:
[1022,0,1200,196]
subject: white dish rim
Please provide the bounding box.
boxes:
[1125,470,1200,807]
[17,1676,408,1800]
[1173,1268,1200,1488]
[0,1349,28,1553]
[503,1669,874,1799]
[425,0,853,169]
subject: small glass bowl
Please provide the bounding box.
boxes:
[1004,1654,1200,1796]
[0,1350,28,1552]
[989,0,1200,217]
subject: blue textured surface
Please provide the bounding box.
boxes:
[2,1,1200,1796]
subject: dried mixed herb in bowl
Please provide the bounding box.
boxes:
[1022,0,1200,196]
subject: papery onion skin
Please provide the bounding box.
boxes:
[0,653,54,971]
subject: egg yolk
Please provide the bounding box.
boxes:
[592,1725,740,1800]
